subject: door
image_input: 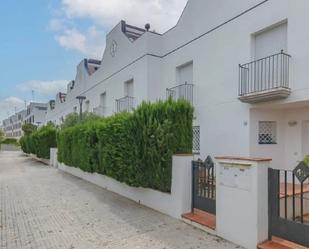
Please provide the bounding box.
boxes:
[192,156,216,214]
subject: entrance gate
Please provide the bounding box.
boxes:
[192,156,216,214]
[268,162,309,246]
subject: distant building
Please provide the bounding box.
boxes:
[2,109,27,138]
[24,102,48,126]
[1,102,47,139]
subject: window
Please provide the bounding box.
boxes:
[73,106,77,113]
[193,126,200,154]
[259,121,277,144]
[36,107,47,111]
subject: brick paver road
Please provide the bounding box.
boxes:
[0,151,241,249]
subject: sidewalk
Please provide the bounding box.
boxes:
[0,151,241,249]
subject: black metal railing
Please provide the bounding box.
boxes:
[239,50,291,96]
[192,156,216,214]
[166,83,193,104]
[269,165,309,246]
[116,96,134,113]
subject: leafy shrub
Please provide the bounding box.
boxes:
[22,123,37,136]
[2,138,19,145]
[20,123,57,159]
[61,112,102,129]
[0,130,4,143]
[58,99,193,192]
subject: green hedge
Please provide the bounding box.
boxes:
[58,99,193,192]
[1,138,19,145]
[20,123,57,159]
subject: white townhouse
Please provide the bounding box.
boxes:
[46,0,309,171]
[45,59,101,124]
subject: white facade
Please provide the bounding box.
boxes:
[45,0,309,170]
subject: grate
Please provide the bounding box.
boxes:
[193,126,200,154]
[259,121,277,144]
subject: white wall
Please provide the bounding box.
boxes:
[250,106,309,170]
[54,153,193,219]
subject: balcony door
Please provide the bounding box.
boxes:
[124,79,134,97]
[177,62,193,86]
[85,100,90,112]
[100,92,106,107]
[254,22,287,60]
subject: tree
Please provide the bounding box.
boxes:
[22,123,37,136]
[0,129,4,143]
[61,112,102,129]
[60,113,80,129]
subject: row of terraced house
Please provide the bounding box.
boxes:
[3,1,309,248]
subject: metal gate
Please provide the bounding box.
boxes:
[268,162,309,246]
[192,156,216,214]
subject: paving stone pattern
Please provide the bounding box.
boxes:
[0,151,242,249]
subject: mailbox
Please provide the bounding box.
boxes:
[219,163,252,191]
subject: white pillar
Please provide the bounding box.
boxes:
[215,156,271,249]
[50,148,58,168]
[171,155,194,218]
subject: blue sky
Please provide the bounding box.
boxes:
[0,0,187,121]
[0,1,76,97]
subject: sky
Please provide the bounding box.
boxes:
[0,0,187,122]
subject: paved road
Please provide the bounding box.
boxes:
[0,151,241,249]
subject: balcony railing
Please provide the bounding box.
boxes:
[239,50,291,103]
[116,96,134,113]
[166,83,193,104]
[93,106,107,117]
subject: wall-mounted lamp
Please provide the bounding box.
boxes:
[288,120,298,127]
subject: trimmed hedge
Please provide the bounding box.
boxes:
[20,123,57,159]
[58,99,193,193]
[1,138,19,145]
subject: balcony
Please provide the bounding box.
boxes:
[166,83,193,104]
[239,51,291,103]
[116,96,134,113]
[93,106,107,117]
